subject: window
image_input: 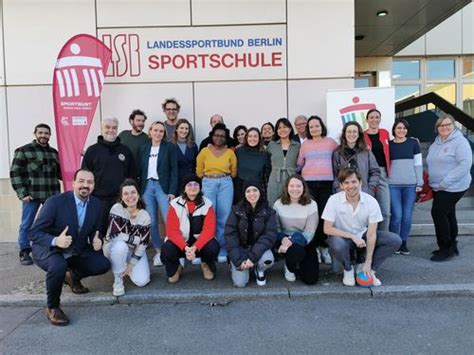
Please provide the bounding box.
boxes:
[393,60,420,80]
[463,84,474,117]
[427,59,455,80]
[395,85,420,102]
[463,57,474,79]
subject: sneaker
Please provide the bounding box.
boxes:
[371,270,382,287]
[342,267,355,286]
[179,258,186,268]
[112,275,125,296]
[399,244,410,255]
[320,247,332,265]
[191,257,202,265]
[284,264,296,282]
[19,249,33,266]
[217,250,228,264]
[168,265,183,284]
[316,248,322,264]
[201,262,215,280]
[153,253,163,267]
[430,250,454,262]
[255,267,267,286]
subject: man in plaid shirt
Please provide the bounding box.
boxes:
[10,123,61,265]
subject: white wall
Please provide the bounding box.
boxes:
[397,2,474,56]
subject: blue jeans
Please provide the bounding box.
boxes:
[389,185,417,242]
[18,200,41,250]
[142,180,170,249]
[202,176,233,255]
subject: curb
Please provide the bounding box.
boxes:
[1,283,473,307]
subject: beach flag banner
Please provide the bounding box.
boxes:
[326,87,395,142]
[53,34,112,191]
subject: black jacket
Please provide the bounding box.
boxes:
[224,200,277,267]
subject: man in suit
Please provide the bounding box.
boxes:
[30,169,111,326]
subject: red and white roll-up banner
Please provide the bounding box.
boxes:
[53,34,112,191]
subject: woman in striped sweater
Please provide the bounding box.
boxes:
[273,174,319,285]
[388,119,423,255]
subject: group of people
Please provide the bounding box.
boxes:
[9,96,472,326]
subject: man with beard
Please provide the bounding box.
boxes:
[118,109,150,165]
[30,169,110,326]
[162,98,194,141]
[82,117,136,233]
[10,123,61,265]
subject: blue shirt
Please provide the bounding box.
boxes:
[73,193,89,229]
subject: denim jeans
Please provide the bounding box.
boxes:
[375,168,391,231]
[18,200,42,250]
[142,180,170,249]
[202,176,233,256]
[389,185,417,242]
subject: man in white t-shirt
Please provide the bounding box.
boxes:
[322,168,401,287]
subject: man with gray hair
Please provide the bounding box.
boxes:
[293,115,308,143]
[198,114,235,151]
[82,117,136,232]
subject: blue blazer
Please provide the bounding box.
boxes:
[138,141,178,196]
[29,191,103,261]
[175,142,198,190]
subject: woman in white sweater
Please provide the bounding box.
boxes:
[104,179,151,296]
[273,174,319,285]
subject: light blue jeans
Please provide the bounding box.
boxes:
[389,185,417,242]
[18,200,41,250]
[202,176,233,256]
[142,180,169,249]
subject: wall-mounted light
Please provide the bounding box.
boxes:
[377,10,389,17]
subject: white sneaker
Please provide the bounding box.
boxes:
[371,270,382,287]
[179,257,186,268]
[320,247,332,265]
[255,267,267,286]
[113,275,125,296]
[153,254,163,267]
[316,248,322,264]
[343,267,355,286]
[217,251,227,264]
[191,257,202,265]
[284,264,296,282]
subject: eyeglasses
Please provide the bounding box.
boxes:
[165,108,178,111]
[213,134,226,138]
[186,182,200,187]
[438,123,453,128]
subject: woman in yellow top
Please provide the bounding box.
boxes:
[196,123,237,262]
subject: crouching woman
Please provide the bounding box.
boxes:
[104,179,151,296]
[225,180,277,287]
[161,175,219,283]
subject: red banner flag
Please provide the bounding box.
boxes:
[53,34,112,191]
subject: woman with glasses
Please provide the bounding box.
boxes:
[427,115,472,262]
[138,121,178,267]
[196,123,237,263]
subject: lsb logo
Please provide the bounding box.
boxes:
[101,34,141,77]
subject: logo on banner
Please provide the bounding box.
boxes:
[338,96,375,130]
[53,34,112,191]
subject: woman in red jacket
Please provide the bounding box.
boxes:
[161,175,219,283]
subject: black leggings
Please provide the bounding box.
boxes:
[431,189,467,252]
[307,181,333,247]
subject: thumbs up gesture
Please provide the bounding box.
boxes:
[56,226,72,249]
[92,231,102,251]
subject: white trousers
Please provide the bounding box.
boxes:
[103,240,150,287]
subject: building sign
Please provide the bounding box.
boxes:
[99,25,286,82]
[326,87,395,141]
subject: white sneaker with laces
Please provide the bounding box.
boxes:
[255,267,267,286]
[113,274,125,296]
[320,247,332,265]
[191,257,202,265]
[342,267,355,286]
[179,257,186,268]
[153,254,163,267]
[371,270,382,286]
[284,264,296,282]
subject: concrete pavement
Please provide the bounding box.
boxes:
[1,236,473,306]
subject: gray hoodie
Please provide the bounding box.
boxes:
[427,129,472,192]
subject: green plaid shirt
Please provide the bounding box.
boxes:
[10,140,61,202]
